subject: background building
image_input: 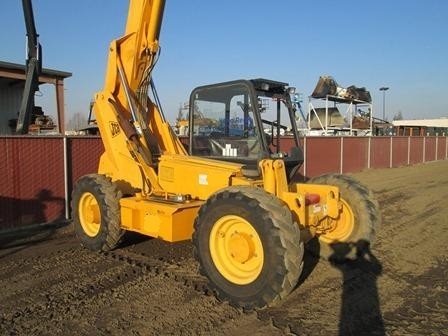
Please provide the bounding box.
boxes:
[0,60,71,134]
[393,118,448,136]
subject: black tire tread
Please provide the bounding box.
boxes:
[308,173,381,258]
[71,174,124,252]
[193,186,303,310]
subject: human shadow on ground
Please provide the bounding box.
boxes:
[329,240,385,336]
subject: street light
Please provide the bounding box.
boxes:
[379,87,389,121]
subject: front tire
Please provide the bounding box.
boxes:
[193,186,303,310]
[308,174,380,258]
[71,174,124,251]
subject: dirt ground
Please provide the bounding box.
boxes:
[1,160,447,336]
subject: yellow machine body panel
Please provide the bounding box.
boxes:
[95,91,147,190]
[157,154,253,199]
[257,159,342,236]
[120,196,203,242]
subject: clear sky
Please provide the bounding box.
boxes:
[1,0,447,124]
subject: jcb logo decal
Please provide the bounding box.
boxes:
[109,122,121,137]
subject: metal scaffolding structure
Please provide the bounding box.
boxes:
[304,76,373,136]
[307,94,373,136]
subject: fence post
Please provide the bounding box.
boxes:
[367,136,371,169]
[390,136,393,168]
[423,136,426,163]
[303,137,307,177]
[435,136,438,161]
[340,137,344,174]
[63,136,69,220]
[407,136,410,165]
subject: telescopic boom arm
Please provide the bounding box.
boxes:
[93,0,186,195]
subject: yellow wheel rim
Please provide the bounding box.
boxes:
[78,192,101,237]
[210,215,264,285]
[319,198,355,243]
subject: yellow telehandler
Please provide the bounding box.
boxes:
[71,0,380,310]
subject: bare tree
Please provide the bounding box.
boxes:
[393,111,404,121]
[66,112,88,131]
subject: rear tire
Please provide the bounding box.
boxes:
[193,186,303,310]
[308,174,380,258]
[71,174,124,251]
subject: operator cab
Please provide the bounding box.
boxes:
[188,79,303,180]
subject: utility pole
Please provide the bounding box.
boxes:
[379,87,389,121]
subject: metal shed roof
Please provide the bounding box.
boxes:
[0,60,72,86]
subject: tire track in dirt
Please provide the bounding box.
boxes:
[347,161,448,335]
[0,245,149,334]
[102,247,211,295]
[383,258,448,335]
[0,234,250,335]
[354,162,448,274]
